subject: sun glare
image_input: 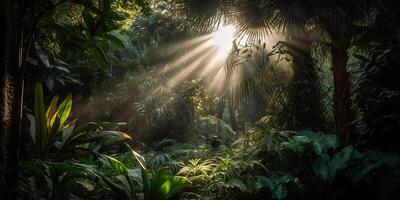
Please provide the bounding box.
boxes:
[211,24,236,56]
[164,24,244,93]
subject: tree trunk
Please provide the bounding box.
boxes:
[0,0,12,197]
[330,40,352,146]
[0,0,25,199]
[0,16,10,200]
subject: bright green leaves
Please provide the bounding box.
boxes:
[56,95,73,127]
[100,145,189,200]
[143,168,190,200]
[103,155,130,175]
[125,143,146,169]
[30,83,72,157]
[27,83,131,159]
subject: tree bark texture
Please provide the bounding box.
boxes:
[0,0,25,199]
[331,41,352,146]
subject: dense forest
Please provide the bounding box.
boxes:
[1,0,400,199]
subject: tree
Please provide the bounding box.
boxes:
[1,0,31,198]
[176,0,374,145]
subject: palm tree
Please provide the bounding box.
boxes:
[176,0,373,145]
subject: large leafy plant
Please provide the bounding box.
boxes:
[255,174,302,200]
[27,83,130,159]
[283,131,355,181]
[101,144,190,200]
[20,160,102,200]
[39,0,133,69]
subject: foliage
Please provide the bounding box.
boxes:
[100,144,190,200]
[135,75,175,128]
[4,0,400,200]
[283,131,338,155]
[26,83,130,159]
[19,160,104,199]
[37,0,134,69]
[255,174,302,200]
[196,116,236,145]
[352,37,400,151]
[142,168,190,200]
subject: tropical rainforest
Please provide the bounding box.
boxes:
[1,0,400,199]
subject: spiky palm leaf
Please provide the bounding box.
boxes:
[269,0,316,34]
[232,0,275,43]
[177,0,233,31]
[135,75,175,128]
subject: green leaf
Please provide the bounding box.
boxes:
[57,94,73,126]
[125,143,146,170]
[224,178,247,191]
[83,11,96,35]
[165,176,190,199]
[353,54,370,63]
[102,176,134,200]
[46,96,60,127]
[55,123,76,150]
[255,176,274,191]
[144,168,189,200]
[104,33,126,48]
[34,83,47,153]
[90,46,109,69]
[271,184,287,200]
[142,169,151,200]
[331,146,354,171]
[255,176,288,200]
[27,114,37,146]
[71,131,131,146]
[313,154,333,181]
[37,50,51,68]
[285,131,338,155]
[313,146,354,181]
[54,65,70,73]
[103,154,129,176]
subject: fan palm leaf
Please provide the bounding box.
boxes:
[177,0,233,31]
[232,0,275,43]
[269,0,316,34]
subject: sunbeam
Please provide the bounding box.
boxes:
[164,24,239,90]
[211,24,236,56]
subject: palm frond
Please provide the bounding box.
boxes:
[269,0,316,34]
[231,0,275,43]
[177,0,233,31]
